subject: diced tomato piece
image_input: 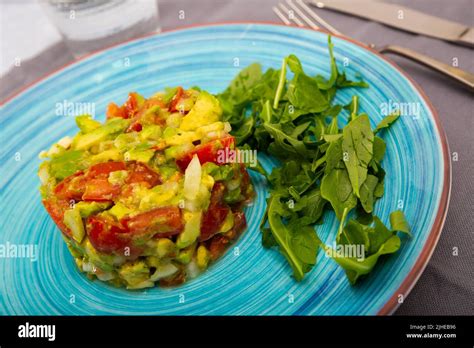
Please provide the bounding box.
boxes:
[106,93,141,120]
[199,183,229,242]
[200,205,230,242]
[168,86,184,112]
[208,235,230,261]
[123,92,141,118]
[144,98,166,109]
[86,215,129,254]
[233,211,247,234]
[54,171,86,201]
[88,161,126,178]
[210,182,226,203]
[159,270,186,287]
[106,102,126,119]
[126,162,161,188]
[127,121,142,132]
[82,178,121,201]
[121,206,183,236]
[175,136,236,171]
[42,199,72,237]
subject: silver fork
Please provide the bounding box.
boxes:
[273,0,474,90]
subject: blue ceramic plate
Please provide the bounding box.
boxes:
[0,23,450,315]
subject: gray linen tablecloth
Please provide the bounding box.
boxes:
[1,0,473,315]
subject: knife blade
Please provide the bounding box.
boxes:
[312,0,474,47]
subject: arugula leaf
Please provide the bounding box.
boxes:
[322,211,410,284]
[264,122,310,158]
[338,219,370,250]
[367,216,394,254]
[372,136,386,164]
[266,194,319,281]
[389,210,411,236]
[320,139,357,220]
[251,68,281,101]
[281,103,309,122]
[287,72,329,113]
[233,115,254,145]
[287,54,304,75]
[336,72,369,88]
[262,227,277,248]
[217,35,409,285]
[359,174,379,213]
[375,112,400,134]
[221,63,262,105]
[293,188,327,224]
[342,114,374,197]
[333,234,401,284]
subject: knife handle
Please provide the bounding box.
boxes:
[379,45,474,90]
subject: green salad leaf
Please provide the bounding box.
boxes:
[216,35,409,284]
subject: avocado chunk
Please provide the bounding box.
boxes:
[139,125,162,141]
[76,115,101,133]
[175,243,196,264]
[83,239,115,272]
[74,118,130,150]
[219,212,234,233]
[49,150,89,181]
[108,170,129,186]
[180,91,222,131]
[118,260,151,287]
[176,211,202,249]
[156,238,176,258]
[90,148,123,163]
[124,147,155,163]
[108,202,132,220]
[196,245,211,270]
[75,201,111,218]
[63,208,85,243]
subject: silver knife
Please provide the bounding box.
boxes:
[312,0,474,47]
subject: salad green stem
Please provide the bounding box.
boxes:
[273,57,287,109]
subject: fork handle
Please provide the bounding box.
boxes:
[379,45,474,90]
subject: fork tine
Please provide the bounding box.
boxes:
[295,0,342,35]
[278,3,305,27]
[285,0,320,30]
[272,6,291,25]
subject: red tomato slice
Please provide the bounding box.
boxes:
[88,161,126,178]
[200,205,230,242]
[199,183,229,242]
[127,122,142,132]
[87,215,129,254]
[123,92,141,118]
[208,235,230,261]
[106,102,126,119]
[126,162,161,188]
[232,211,247,234]
[168,86,184,112]
[121,206,183,236]
[54,171,86,201]
[82,178,121,201]
[145,98,167,110]
[42,199,72,237]
[175,136,235,171]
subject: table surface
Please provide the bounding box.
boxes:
[1,0,473,315]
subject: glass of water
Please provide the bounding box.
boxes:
[38,0,161,57]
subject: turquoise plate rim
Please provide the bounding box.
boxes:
[0,22,452,315]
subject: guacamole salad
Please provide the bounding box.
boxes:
[38,88,254,289]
